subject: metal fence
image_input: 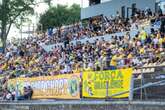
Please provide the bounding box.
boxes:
[104,65,165,101]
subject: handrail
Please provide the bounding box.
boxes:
[106,79,165,99]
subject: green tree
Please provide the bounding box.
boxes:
[0,0,35,52]
[39,4,80,31]
[44,0,52,7]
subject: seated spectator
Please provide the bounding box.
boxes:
[2,89,14,101]
[27,86,33,99]
[17,86,33,100]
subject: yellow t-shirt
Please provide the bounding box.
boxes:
[140,30,147,41]
[119,48,124,52]
[157,33,161,38]
[140,48,145,54]
[1,63,7,70]
[163,37,165,43]
[32,67,39,72]
[128,53,133,59]
[119,54,124,59]
[110,55,117,66]
[159,38,163,45]
[24,63,28,69]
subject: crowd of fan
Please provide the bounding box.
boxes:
[1,28,165,77]
[0,9,165,100]
[43,8,157,45]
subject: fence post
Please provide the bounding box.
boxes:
[15,73,19,101]
[80,71,83,100]
[106,81,109,99]
[129,75,134,101]
[15,81,18,101]
[140,72,143,100]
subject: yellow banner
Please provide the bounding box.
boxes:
[82,68,132,98]
[8,74,80,99]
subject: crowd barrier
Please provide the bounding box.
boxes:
[7,68,133,99]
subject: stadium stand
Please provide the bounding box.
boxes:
[0,9,165,100]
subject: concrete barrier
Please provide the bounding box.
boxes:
[0,101,165,110]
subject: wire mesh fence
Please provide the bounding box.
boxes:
[133,72,165,101]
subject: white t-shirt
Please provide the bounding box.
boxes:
[5,52,11,59]
[63,64,71,73]
[153,38,159,44]
[6,93,12,100]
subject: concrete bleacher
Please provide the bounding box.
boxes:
[40,23,165,75]
[37,17,164,76]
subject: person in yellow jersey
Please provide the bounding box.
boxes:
[127,52,133,66]
[139,46,145,54]
[110,52,120,70]
[110,54,117,67]
[139,27,147,45]
[159,36,163,47]
[1,62,7,71]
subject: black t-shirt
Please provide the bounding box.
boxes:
[19,50,24,57]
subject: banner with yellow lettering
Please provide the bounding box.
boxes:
[8,73,80,99]
[82,68,132,98]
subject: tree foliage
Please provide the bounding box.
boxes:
[0,0,35,51]
[39,4,81,31]
[44,0,52,7]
